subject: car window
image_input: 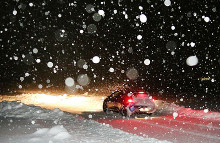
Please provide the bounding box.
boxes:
[114,91,123,98]
[133,92,149,98]
[110,91,123,98]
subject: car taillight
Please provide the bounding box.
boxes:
[125,98,133,105]
[128,99,133,103]
[138,91,145,94]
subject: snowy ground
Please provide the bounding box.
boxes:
[0,101,171,143]
[0,93,220,143]
[1,93,219,120]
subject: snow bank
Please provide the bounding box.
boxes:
[29,125,71,142]
[155,100,220,121]
[0,101,171,143]
[0,101,67,120]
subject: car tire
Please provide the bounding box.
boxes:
[120,106,128,117]
[103,101,108,112]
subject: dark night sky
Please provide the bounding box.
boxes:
[0,0,220,96]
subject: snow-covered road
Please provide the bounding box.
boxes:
[1,93,220,143]
[95,114,220,143]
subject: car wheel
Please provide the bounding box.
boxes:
[120,106,128,117]
[103,101,108,112]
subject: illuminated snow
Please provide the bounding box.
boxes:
[137,35,142,40]
[20,77,24,82]
[83,64,88,69]
[88,114,93,118]
[92,56,100,63]
[13,9,17,15]
[38,84,43,89]
[139,6,143,10]
[29,3,34,7]
[186,56,198,66]
[79,30,84,33]
[109,68,114,72]
[164,0,171,6]
[204,17,210,22]
[25,73,30,77]
[86,4,95,13]
[126,68,139,80]
[190,42,195,47]
[58,14,62,17]
[140,14,147,23]
[144,59,150,65]
[33,48,38,54]
[65,77,75,87]
[47,62,53,68]
[36,59,41,63]
[171,26,175,30]
[87,24,97,33]
[98,10,105,16]
[77,74,90,86]
[125,14,128,19]
[173,112,178,119]
[55,29,68,41]
[93,13,102,21]
[45,11,50,15]
[1,2,219,142]
[14,56,18,60]
[77,59,87,68]
[204,109,209,113]
[212,7,216,12]
[128,47,133,53]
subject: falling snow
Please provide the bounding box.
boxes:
[92,56,100,64]
[109,68,114,73]
[1,1,220,142]
[144,59,151,65]
[12,9,17,15]
[65,77,75,87]
[98,10,105,16]
[47,62,54,68]
[137,35,142,40]
[139,14,147,23]
[186,56,199,66]
[204,17,210,22]
[164,0,171,7]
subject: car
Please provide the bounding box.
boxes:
[103,90,156,117]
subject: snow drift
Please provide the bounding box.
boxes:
[0,101,171,143]
[155,100,220,121]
